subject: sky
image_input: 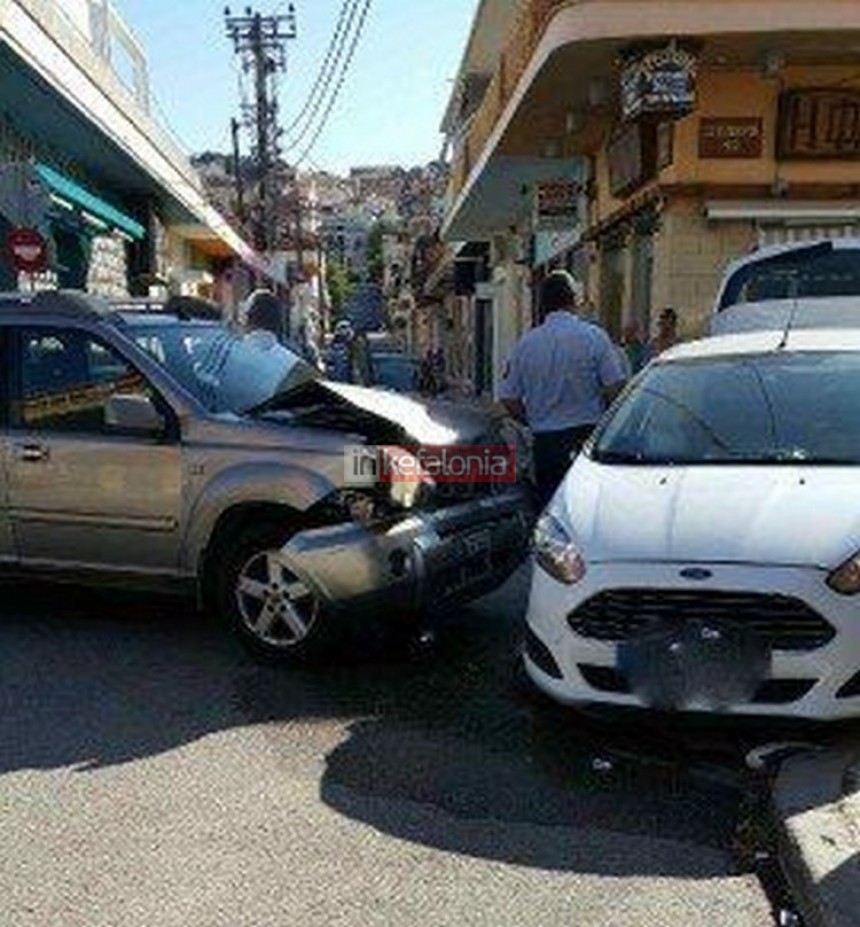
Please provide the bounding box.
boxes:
[113,0,476,174]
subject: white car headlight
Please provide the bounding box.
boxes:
[533,512,587,585]
[827,551,860,595]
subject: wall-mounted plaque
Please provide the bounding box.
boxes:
[699,117,763,158]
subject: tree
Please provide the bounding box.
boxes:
[366,220,398,286]
[326,258,355,319]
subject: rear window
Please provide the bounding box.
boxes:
[719,246,860,310]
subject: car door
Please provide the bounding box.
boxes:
[0,325,14,564]
[6,324,183,574]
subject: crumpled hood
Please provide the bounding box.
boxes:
[266,379,494,445]
[556,456,860,568]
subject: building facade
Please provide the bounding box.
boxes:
[443,0,860,391]
[0,0,279,305]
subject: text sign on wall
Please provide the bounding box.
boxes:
[534,180,582,230]
[778,89,860,160]
[620,44,698,122]
[699,117,764,159]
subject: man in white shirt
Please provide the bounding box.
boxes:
[500,270,627,505]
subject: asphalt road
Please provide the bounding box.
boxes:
[0,568,773,926]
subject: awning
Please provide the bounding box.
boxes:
[705,200,860,224]
[35,163,146,240]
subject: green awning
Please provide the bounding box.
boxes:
[36,163,146,240]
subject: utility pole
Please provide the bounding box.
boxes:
[224,5,297,254]
[230,116,246,224]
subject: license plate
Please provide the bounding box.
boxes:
[618,619,771,710]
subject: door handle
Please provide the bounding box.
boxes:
[15,443,50,463]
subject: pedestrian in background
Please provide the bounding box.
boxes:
[500,270,627,506]
[621,319,650,374]
[326,319,355,382]
[243,289,286,342]
[649,307,679,358]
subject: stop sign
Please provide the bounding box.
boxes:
[7,227,48,273]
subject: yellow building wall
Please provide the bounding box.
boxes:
[589,63,860,337]
[594,64,860,225]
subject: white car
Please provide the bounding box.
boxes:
[711,237,860,335]
[524,327,860,721]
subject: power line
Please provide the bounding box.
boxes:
[293,0,372,167]
[224,5,298,251]
[282,0,360,152]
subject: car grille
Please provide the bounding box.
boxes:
[568,589,835,652]
[422,512,527,601]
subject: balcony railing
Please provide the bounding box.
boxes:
[446,0,572,207]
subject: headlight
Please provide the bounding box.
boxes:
[331,490,380,525]
[533,512,587,585]
[383,446,434,511]
[827,551,860,595]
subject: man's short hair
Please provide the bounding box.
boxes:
[659,307,678,324]
[539,270,584,318]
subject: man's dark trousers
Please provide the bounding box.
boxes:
[533,424,594,508]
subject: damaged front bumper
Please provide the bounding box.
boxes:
[277,487,534,612]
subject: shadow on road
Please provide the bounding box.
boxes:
[2,574,856,881]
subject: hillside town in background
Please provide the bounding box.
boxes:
[190,154,455,387]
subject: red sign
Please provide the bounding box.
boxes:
[7,227,48,273]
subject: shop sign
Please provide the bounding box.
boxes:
[534,179,582,230]
[620,43,698,123]
[607,122,657,197]
[778,89,860,159]
[699,117,764,159]
[6,227,48,273]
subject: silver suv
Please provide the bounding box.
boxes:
[0,291,533,660]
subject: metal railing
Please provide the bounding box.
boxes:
[14,0,204,195]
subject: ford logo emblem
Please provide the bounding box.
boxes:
[680,568,713,581]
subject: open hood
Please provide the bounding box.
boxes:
[257,379,494,446]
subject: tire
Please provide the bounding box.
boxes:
[213,519,331,663]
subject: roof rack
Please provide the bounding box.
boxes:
[0,289,107,321]
[110,294,224,322]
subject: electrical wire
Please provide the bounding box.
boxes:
[281,0,356,143]
[284,0,364,152]
[292,0,372,167]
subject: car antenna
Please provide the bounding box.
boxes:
[777,271,800,351]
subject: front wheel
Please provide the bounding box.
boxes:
[214,520,330,663]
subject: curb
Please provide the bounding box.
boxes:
[772,747,860,927]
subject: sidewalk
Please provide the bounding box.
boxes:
[773,745,860,927]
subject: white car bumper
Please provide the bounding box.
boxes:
[524,558,860,721]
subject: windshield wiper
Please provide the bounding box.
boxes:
[592,449,682,464]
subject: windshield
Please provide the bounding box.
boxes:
[372,354,419,392]
[719,245,860,310]
[127,321,319,414]
[592,351,860,465]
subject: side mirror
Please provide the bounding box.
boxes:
[105,393,165,436]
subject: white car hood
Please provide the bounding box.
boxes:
[557,457,860,568]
